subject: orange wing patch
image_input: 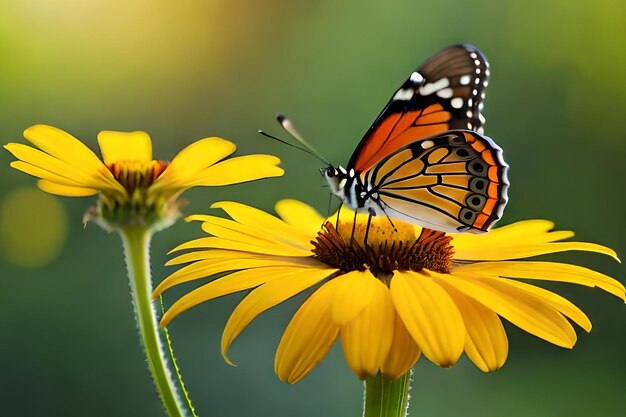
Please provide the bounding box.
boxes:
[353,104,452,171]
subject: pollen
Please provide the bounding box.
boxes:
[312,216,454,284]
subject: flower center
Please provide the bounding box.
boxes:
[95,159,173,229]
[107,160,169,193]
[312,217,453,283]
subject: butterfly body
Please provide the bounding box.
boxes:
[322,44,509,234]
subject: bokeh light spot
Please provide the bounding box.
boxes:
[0,187,69,268]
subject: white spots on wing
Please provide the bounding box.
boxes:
[467,122,473,129]
[468,98,473,107]
[481,92,486,99]
[474,77,480,84]
[470,52,478,59]
[419,78,450,95]
[421,140,435,149]
[474,59,481,66]
[466,110,473,118]
[339,166,347,174]
[475,68,481,75]
[477,127,485,134]
[460,75,471,85]
[393,88,414,101]
[484,80,489,87]
[486,68,490,77]
[410,71,424,83]
[451,97,463,109]
[349,168,355,177]
[436,88,453,98]
[478,102,485,111]
[472,89,478,96]
[338,178,347,189]
[478,113,486,124]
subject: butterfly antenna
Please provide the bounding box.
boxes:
[277,114,331,165]
[258,130,328,166]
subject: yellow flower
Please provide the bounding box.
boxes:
[4,125,283,229]
[154,199,624,383]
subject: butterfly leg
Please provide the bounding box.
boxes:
[349,209,358,247]
[384,212,398,233]
[335,203,343,230]
[327,192,335,222]
[376,200,398,232]
[363,211,374,249]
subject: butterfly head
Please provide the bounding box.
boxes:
[321,165,363,209]
[321,165,347,194]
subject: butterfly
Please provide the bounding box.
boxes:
[321,44,509,234]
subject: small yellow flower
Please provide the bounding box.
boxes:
[154,200,624,383]
[4,125,283,230]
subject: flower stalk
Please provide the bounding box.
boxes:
[364,371,412,417]
[121,226,186,417]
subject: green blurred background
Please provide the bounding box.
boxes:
[1,0,624,416]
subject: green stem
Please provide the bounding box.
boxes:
[363,371,412,417]
[120,226,186,417]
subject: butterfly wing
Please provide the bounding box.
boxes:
[349,44,490,173]
[362,130,508,233]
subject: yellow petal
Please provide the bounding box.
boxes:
[340,279,394,379]
[38,180,98,197]
[23,125,108,175]
[10,161,92,187]
[275,199,325,237]
[165,249,248,265]
[5,143,107,188]
[200,220,286,248]
[456,261,625,300]
[189,154,284,186]
[160,266,300,326]
[452,220,619,262]
[154,257,332,297]
[458,242,618,262]
[151,138,236,190]
[483,277,592,332]
[195,214,313,253]
[381,313,422,380]
[97,131,152,164]
[210,201,313,250]
[330,270,377,325]
[165,249,317,266]
[390,271,465,367]
[442,284,508,372]
[275,280,340,384]
[454,220,570,245]
[439,271,577,348]
[221,268,331,365]
[168,236,311,257]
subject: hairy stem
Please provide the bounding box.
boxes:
[120,226,186,417]
[363,371,412,417]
